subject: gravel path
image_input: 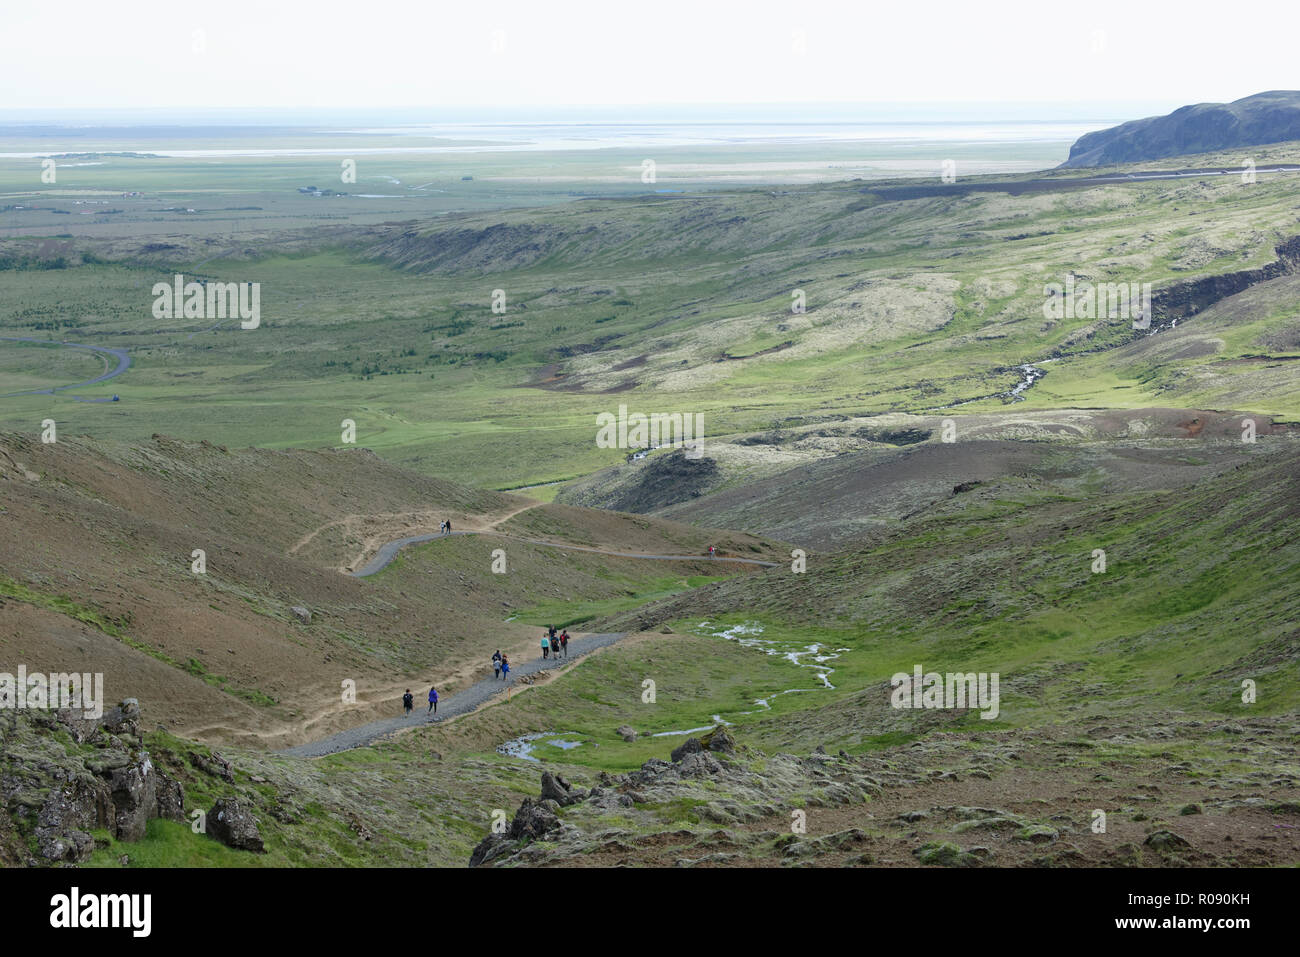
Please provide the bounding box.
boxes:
[288,519,774,755]
[352,529,777,577]
[280,632,627,757]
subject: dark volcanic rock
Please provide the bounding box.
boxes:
[1063,91,1300,167]
[509,798,561,842]
[700,726,736,754]
[540,771,584,807]
[154,770,186,822]
[677,752,724,777]
[108,753,156,842]
[671,737,703,762]
[189,749,235,783]
[206,799,265,853]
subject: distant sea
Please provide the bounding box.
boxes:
[0,102,1176,167]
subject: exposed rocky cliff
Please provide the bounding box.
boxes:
[1063,91,1300,168]
[1,699,264,864]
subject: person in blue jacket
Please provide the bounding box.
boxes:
[427,685,439,714]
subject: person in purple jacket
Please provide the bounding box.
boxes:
[427,685,439,714]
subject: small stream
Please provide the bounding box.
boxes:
[494,621,850,759]
[1006,363,1046,399]
[643,621,849,736]
[497,731,588,762]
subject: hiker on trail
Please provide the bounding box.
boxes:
[560,630,569,658]
[541,633,550,659]
[402,689,414,716]
[444,519,452,535]
[550,634,559,658]
[708,544,716,558]
[548,624,557,640]
[428,686,439,714]
[501,655,511,682]
[492,649,502,680]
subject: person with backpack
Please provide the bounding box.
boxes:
[501,655,511,683]
[560,630,569,658]
[492,649,502,680]
[402,689,414,716]
[427,686,439,714]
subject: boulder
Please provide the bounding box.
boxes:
[1144,829,1192,853]
[37,828,95,863]
[469,834,513,867]
[55,708,104,745]
[615,725,638,743]
[670,737,703,762]
[677,752,724,778]
[508,798,560,842]
[206,799,265,853]
[108,753,156,841]
[700,726,736,753]
[154,770,186,822]
[540,771,583,807]
[189,750,235,783]
[38,778,111,836]
[468,791,568,866]
[291,606,311,624]
[36,778,111,861]
[100,699,142,740]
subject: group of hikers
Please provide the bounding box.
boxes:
[439,519,453,535]
[402,686,439,716]
[540,624,570,660]
[491,649,512,680]
[400,625,574,717]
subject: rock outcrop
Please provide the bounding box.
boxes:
[206,799,265,853]
[469,731,888,867]
[1,700,200,864]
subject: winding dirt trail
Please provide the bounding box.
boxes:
[275,506,774,755]
[351,527,779,577]
[290,501,544,572]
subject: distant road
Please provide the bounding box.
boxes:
[351,529,779,577]
[862,164,1300,201]
[280,631,628,757]
[0,336,130,398]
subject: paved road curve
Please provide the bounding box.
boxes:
[280,632,627,757]
[0,337,131,398]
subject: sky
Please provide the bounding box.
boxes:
[1,0,1293,115]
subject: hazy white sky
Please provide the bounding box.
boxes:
[2,0,1293,112]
